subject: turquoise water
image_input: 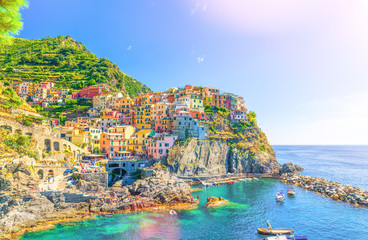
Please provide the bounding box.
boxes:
[22,146,368,240]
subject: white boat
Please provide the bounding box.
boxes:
[264,235,288,240]
[276,192,285,202]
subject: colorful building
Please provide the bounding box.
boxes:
[100,126,135,158]
[73,85,108,99]
[127,129,155,155]
[147,133,178,160]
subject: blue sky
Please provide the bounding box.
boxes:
[18,0,368,145]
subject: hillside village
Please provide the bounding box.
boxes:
[11,82,248,161]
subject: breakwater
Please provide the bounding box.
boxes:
[281,173,368,207]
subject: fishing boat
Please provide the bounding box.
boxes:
[169,210,177,215]
[257,228,294,235]
[276,190,285,201]
[287,188,296,196]
[263,234,307,240]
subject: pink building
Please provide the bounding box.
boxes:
[102,110,125,122]
[39,82,54,89]
[72,85,108,99]
[147,134,178,160]
[230,110,247,122]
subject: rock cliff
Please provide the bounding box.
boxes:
[0,163,198,239]
[166,138,281,176]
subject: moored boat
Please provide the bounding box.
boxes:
[263,234,307,240]
[287,188,296,196]
[257,228,294,235]
[276,190,285,201]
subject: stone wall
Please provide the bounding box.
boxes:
[34,166,67,179]
[0,116,88,159]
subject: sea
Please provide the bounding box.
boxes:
[21,145,368,240]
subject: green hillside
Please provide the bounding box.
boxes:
[0,36,151,97]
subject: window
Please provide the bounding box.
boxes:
[165,143,169,147]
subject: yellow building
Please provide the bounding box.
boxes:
[127,129,155,155]
[190,96,204,109]
[88,128,102,152]
[204,95,213,107]
[136,105,152,130]
[49,88,58,97]
[115,97,134,113]
[28,82,35,96]
[71,129,90,148]
[33,87,47,100]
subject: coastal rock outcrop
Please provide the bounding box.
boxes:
[280,162,304,175]
[281,173,368,207]
[0,163,54,237]
[166,138,281,176]
[129,171,198,205]
[0,164,198,239]
[205,196,230,208]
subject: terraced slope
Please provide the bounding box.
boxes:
[0,36,151,97]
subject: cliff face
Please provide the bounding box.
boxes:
[166,138,281,176]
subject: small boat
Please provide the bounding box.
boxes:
[202,182,209,187]
[287,188,296,196]
[257,228,294,235]
[169,210,177,215]
[264,234,307,240]
[276,192,285,202]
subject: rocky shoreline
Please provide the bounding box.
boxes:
[0,163,199,240]
[281,173,368,207]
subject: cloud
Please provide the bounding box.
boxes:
[197,56,205,63]
[127,45,132,51]
[191,1,207,15]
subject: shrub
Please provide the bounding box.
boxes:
[16,136,28,146]
[23,120,32,126]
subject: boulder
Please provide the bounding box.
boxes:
[129,171,196,205]
[280,163,299,175]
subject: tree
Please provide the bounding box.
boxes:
[247,111,257,126]
[0,0,28,46]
